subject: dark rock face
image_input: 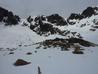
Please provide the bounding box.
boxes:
[0,7,20,25]
[34,15,46,22]
[47,14,67,26]
[28,14,67,26]
[68,13,83,20]
[14,59,31,66]
[81,7,96,18]
[30,20,64,36]
[27,16,33,23]
[0,7,8,21]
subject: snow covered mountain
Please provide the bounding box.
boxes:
[0,6,98,74]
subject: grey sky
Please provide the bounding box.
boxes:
[0,0,98,18]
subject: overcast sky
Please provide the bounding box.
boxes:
[0,0,98,18]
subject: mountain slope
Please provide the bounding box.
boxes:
[0,6,98,74]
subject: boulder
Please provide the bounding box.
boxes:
[14,59,31,66]
[72,50,84,54]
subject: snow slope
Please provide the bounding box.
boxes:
[0,14,98,74]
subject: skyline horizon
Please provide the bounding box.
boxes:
[0,0,98,18]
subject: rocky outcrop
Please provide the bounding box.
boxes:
[30,20,63,36]
[67,6,98,25]
[68,13,84,20]
[67,13,84,24]
[24,6,98,38]
[36,38,98,54]
[81,7,98,18]
[30,19,82,37]
[27,16,33,23]
[46,14,67,26]
[0,7,20,25]
[27,14,83,37]
[66,38,98,47]
[34,15,46,22]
